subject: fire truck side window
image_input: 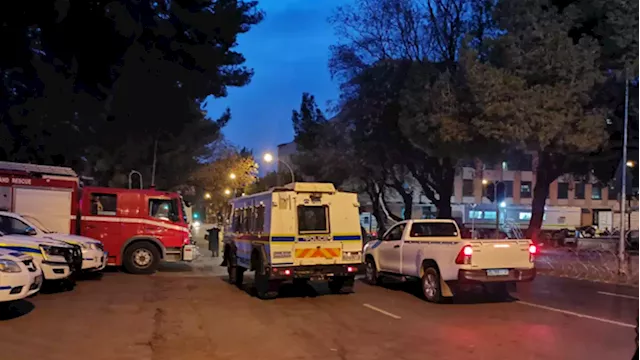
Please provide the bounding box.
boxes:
[149,199,177,221]
[91,193,117,216]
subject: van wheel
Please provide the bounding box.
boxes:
[123,242,160,274]
[254,257,279,300]
[421,266,442,303]
[329,276,355,294]
[364,258,379,285]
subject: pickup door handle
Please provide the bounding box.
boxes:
[84,225,96,229]
[393,245,400,249]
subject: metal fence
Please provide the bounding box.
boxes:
[536,247,639,286]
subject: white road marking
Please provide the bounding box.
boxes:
[517,301,635,328]
[363,303,401,319]
[597,291,639,300]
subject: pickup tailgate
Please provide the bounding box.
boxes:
[469,239,532,269]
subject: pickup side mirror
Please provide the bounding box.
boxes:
[25,227,37,236]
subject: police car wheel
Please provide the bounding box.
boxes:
[123,242,160,274]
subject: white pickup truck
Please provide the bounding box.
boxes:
[363,219,537,303]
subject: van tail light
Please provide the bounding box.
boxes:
[455,245,473,265]
[529,244,537,262]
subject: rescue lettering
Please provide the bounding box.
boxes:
[0,177,9,184]
[11,178,31,185]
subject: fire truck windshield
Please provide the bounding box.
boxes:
[23,215,56,234]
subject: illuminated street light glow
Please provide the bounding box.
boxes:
[263,153,274,163]
[482,179,489,185]
[229,173,237,179]
[204,193,211,200]
[224,189,231,195]
[626,160,635,168]
[500,201,506,208]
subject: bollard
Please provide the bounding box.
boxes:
[206,228,220,257]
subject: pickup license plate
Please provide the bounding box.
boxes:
[486,269,509,277]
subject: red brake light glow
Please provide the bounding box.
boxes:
[529,244,537,254]
[455,245,473,265]
[284,269,292,276]
[347,266,355,273]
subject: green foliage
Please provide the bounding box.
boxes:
[0,0,263,190]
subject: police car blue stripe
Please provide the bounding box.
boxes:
[0,286,11,290]
[0,246,41,254]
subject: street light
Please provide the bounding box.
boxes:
[204,192,211,200]
[263,152,295,184]
[224,189,231,196]
[229,173,237,179]
[482,179,489,185]
[626,160,635,168]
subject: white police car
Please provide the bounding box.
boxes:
[0,248,42,305]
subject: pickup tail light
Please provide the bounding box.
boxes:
[529,244,537,262]
[455,245,473,265]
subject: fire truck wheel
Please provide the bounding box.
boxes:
[123,242,160,274]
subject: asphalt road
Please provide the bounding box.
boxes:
[0,264,636,360]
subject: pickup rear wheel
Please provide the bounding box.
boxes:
[364,258,379,285]
[421,267,443,303]
[123,242,160,274]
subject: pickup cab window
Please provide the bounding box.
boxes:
[384,224,405,240]
[410,222,458,237]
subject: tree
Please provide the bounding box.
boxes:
[463,0,607,236]
[191,147,258,222]
[330,0,488,219]
[0,0,264,190]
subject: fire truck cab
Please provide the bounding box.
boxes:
[74,186,196,274]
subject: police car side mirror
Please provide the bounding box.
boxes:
[25,227,37,236]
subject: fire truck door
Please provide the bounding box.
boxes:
[82,193,121,245]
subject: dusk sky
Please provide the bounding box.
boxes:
[205,0,350,167]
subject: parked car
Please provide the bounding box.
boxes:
[364,219,536,303]
[0,249,42,308]
[0,232,79,287]
[0,212,107,272]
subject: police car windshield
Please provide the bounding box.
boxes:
[23,215,55,234]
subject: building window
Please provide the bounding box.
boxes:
[592,185,602,200]
[519,212,532,220]
[503,181,513,198]
[520,181,532,198]
[574,183,585,199]
[462,180,474,197]
[557,183,569,199]
[484,211,497,220]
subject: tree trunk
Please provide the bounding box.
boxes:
[401,192,413,220]
[436,166,455,219]
[527,153,557,240]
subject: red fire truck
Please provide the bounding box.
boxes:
[0,161,196,274]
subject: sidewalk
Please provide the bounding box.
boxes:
[156,225,227,278]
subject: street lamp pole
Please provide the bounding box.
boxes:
[278,159,295,185]
[618,72,629,275]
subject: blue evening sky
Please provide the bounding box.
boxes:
[205,0,350,163]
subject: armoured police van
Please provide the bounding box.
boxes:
[223,182,363,299]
